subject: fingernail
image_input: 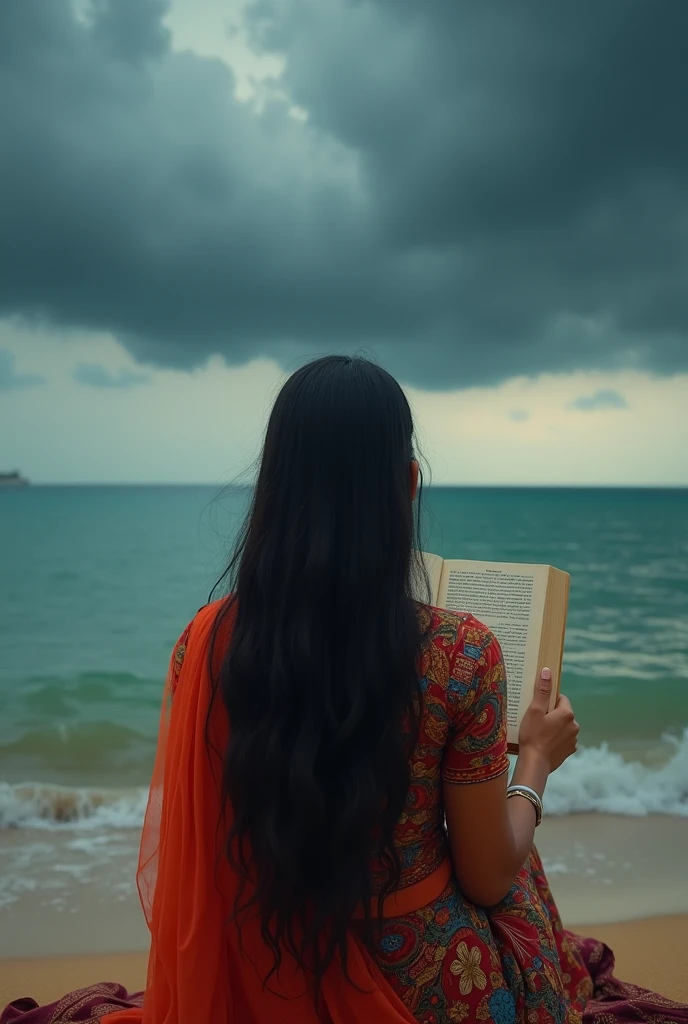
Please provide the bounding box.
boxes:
[541,667,551,680]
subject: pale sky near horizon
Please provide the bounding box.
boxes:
[1,0,687,486]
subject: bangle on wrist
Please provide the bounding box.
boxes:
[506,784,543,827]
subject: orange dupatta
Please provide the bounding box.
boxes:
[103,601,416,1024]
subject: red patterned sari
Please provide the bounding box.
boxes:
[3,602,686,1024]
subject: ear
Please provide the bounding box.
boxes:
[410,459,420,500]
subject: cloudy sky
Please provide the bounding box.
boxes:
[1,0,687,485]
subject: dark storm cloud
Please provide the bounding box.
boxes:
[73,363,151,388]
[88,0,171,62]
[1,0,688,388]
[568,389,628,412]
[0,349,44,391]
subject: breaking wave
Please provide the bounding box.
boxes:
[1,731,686,830]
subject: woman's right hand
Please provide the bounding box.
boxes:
[518,667,579,773]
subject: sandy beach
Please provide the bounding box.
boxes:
[1,917,687,1009]
[1,814,687,1010]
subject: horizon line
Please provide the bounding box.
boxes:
[8,482,688,490]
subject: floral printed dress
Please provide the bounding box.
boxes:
[360,606,593,1024]
[3,604,687,1024]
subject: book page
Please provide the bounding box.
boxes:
[437,561,549,743]
[418,551,444,606]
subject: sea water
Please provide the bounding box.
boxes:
[1,485,687,834]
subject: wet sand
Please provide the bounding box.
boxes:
[1,815,687,1007]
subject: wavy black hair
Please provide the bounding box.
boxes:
[209,355,430,994]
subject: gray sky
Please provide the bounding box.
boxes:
[1,0,687,484]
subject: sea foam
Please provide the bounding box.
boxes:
[544,729,688,817]
[0,781,148,831]
[1,731,686,830]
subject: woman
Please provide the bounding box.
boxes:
[3,356,686,1024]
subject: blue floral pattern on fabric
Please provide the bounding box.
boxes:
[381,934,405,953]
[490,986,517,1024]
[354,607,593,1023]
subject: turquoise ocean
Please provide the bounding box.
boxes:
[1,485,687,837]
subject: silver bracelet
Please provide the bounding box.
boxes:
[507,784,543,827]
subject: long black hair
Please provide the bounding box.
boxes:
[209,355,430,992]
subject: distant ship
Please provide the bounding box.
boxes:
[0,471,29,487]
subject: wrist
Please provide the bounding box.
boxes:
[512,745,550,796]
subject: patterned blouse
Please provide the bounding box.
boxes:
[369,604,510,895]
[363,606,592,1023]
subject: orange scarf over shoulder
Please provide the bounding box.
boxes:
[103,602,417,1024]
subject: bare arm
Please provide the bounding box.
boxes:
[444,669,578,907]
[443,748,548,906]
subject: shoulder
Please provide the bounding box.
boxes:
[189,598,228,638]
[172,599,224,651]
[169,598,228,695]
[416,605,504,697]
[418,604,500,661]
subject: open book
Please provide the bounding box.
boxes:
[419,553,570,751]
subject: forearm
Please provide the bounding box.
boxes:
[506,748,549,869]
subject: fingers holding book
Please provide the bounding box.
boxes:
[518,668,579,773]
